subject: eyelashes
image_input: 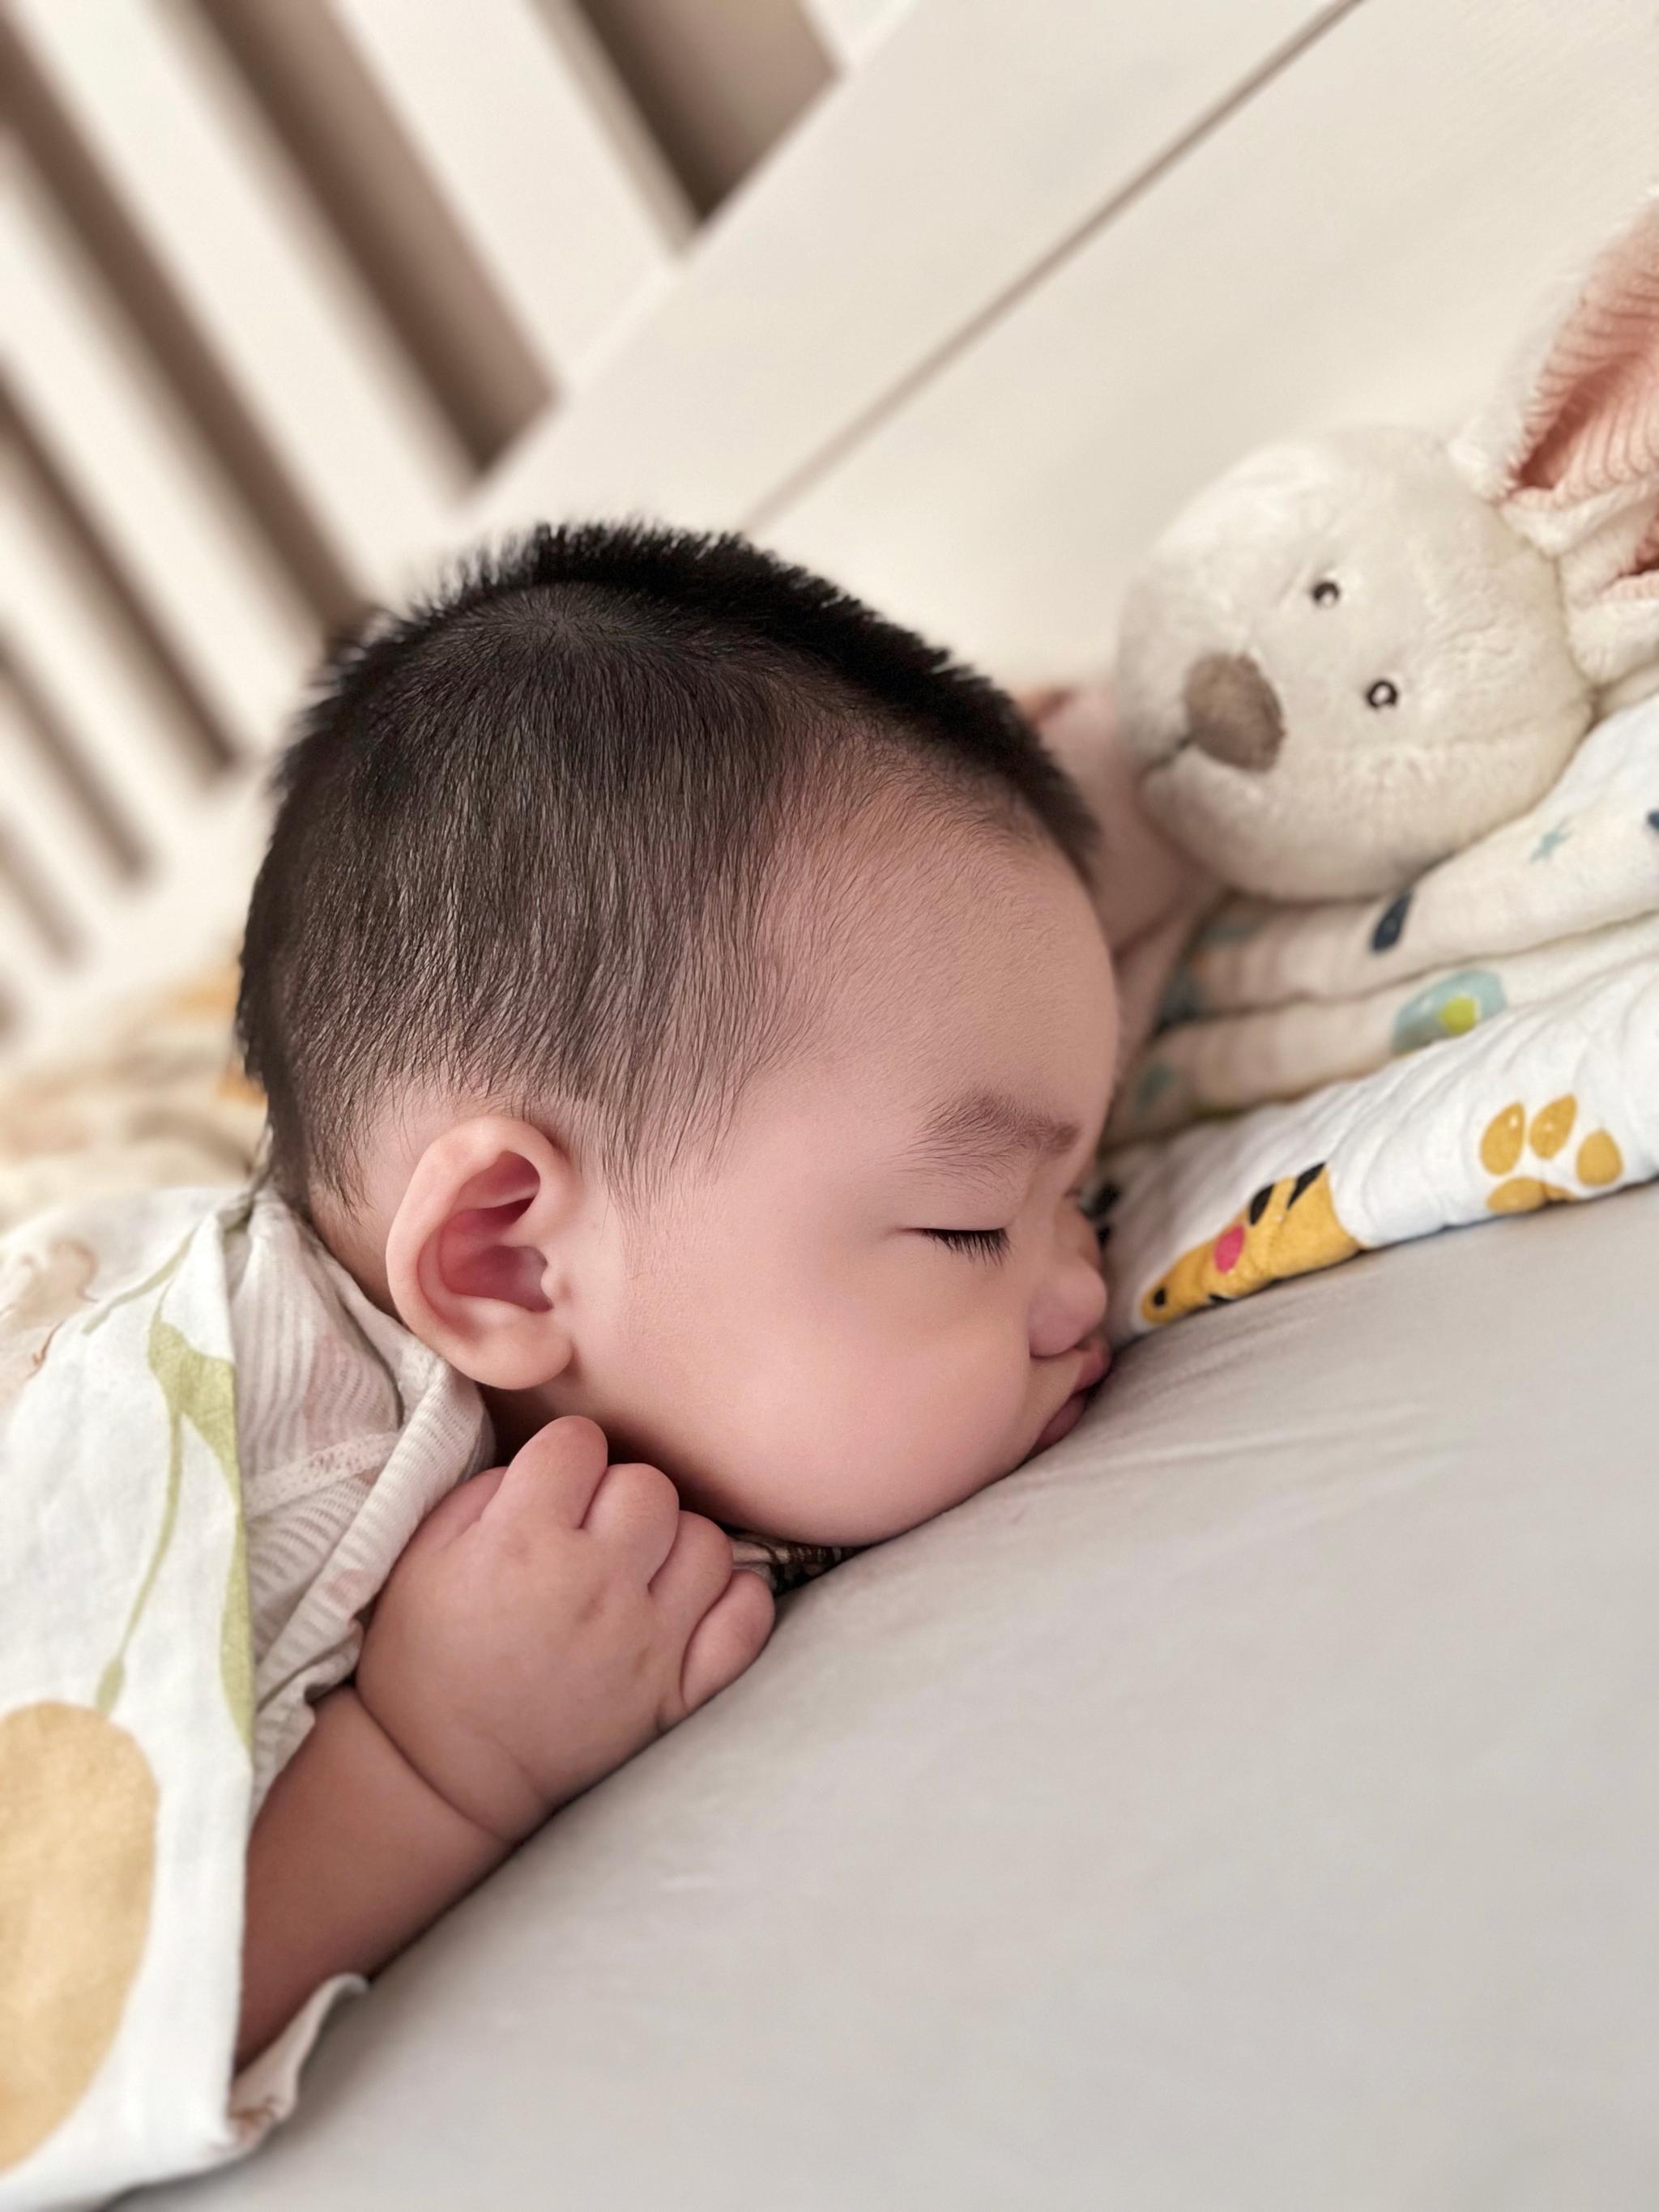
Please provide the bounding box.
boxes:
[922,1227,1011,1260]
[919,1189,1091,1262]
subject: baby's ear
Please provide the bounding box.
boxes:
[385,1116,580,1390]
[1452,194,1659,690]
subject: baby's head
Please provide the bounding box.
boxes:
[237,525,1115,1545]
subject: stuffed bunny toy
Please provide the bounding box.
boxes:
[1116,197,1659,902]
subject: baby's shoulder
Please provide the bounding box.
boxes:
[227,1184,485,1515]
[227,1187,402,1495]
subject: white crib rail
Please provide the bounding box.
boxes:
[2,156,316,754]
[1,0,1650,1071]
[13,0,470,590]
[330,0,691,386]
[0,681,124,980]
[2,441,207,859]
[0,0,852,1063]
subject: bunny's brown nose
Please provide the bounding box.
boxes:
[1182,654,1285,771]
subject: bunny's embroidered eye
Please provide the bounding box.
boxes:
[1366,679,1400,710]
[1311,579,1341,606]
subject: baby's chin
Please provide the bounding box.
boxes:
[719,1436,1039,1549]
[656,1374,1099,1548]
[1027,1387,1090,1455]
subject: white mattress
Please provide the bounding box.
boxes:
[143,1184,1659,2210]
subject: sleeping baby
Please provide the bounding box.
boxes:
[0,524,1135,2197]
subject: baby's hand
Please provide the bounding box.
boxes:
[356,1417,774,1842]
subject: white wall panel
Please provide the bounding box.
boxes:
[462,0,1339,557]
[765,0,1659,681]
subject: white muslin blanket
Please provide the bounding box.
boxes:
[1097,692,1659,1340]
[1,1197,254,2209]
[0,1183,491,2209]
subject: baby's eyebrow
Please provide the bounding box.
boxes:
[906,1089,1082,1177]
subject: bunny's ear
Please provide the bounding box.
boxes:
[1452,195,1659,693]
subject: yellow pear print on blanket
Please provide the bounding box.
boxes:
[0,1703,158,2173]
[0,1280,250,2174]
[1479,1096,1623,1213]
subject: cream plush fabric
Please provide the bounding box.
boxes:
[1116,197,1659,902]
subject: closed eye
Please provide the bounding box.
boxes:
[920,1227,1010,1260]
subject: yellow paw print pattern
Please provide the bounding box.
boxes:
[1478,1095,1623,1213]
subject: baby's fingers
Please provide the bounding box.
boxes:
[482,1415,610,1534]
[648,1508,734,1617]
[675,1568,774,1721]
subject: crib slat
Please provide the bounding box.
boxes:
[1,164,316,758]
[4,778,274,1073]
[801,0,912,65]
[11,0,468,595]
[0,880,58,1020]
[332,0,690,387]
[0,454,205,862]
[0,784,74,1007]
[0,699,84,1016]
[0,680,130,951]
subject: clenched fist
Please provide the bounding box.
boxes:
[356,1416,775,1841]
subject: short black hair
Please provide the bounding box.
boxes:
[236,520,1096,1213]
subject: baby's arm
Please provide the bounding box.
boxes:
[238,1684,505,2065]
[237,1417,774,2069]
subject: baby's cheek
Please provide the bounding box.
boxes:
[672,1293,1034,1545]
[699,1348,962,1545]
[835,1340,1034,1536]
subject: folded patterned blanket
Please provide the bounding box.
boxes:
[1095,692,1659,1340]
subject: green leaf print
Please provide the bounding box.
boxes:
[146,1315,252,1751]
[81,1230,195,1337]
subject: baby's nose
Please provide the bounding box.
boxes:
[1030,1252,1108,1362]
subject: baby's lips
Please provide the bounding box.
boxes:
[1073,1338,1111,1393]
